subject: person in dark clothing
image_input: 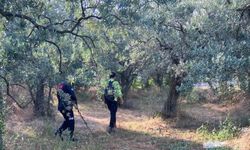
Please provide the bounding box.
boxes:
[55,82,78,141]
[104,72,123,133]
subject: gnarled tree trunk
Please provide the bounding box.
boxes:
[162,75,182,118]
[119,64,137,101]
[0,86,4,150]
[120,75,134,100]
[154,73,164,87]
[247,73,250,95]
[33,78,50,117]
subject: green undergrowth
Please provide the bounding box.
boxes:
[197,117,241,141]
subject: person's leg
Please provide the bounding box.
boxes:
[106,101,118,133]
[58,110,69,132]
[110,101,118,129]
[55,110,68,140]
[113,101,118,128]
[106,101,112,128]
[67,110,75,140]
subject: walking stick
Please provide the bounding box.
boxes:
[75,107,95,136]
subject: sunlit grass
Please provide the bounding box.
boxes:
[5,87,248,150]
[22,126,37,138]
[5,119,102,150]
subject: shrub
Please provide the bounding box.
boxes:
[197,117,241,140]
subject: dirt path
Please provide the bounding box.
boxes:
[5,100,204,149]
[72,101,158,149]
[74,100,144,133]
[69,100,204,150]
[5,99,250,150]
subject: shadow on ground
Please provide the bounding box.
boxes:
[4,117,233,150]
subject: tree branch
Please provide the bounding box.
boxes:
[156,38,173,51]
[0,8,100,46]
[38,14,52,24]
[0,8,46,29]
[52,19,78,26]
[237,3,250,20]
[27,27,35,38]
[164,21,190,48]
[226,0,231,5]
[80,0,86,17]
[45,40,62,74]
[0,75,30,109]
[107,14,129,25]
[236,3,250,39]
[9,84,26,89]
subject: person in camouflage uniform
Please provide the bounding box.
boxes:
[55,82,78,141]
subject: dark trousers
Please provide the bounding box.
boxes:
[58,109,75,138]
[107,101,118,128]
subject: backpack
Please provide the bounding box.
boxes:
[104,80,115,102]
[58,89,73,111]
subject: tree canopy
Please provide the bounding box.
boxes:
[0,0,249,117]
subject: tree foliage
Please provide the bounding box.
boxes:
[0,0,249,118]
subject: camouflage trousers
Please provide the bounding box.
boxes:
[58,109,75,138]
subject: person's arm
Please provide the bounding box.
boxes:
[113,81,122,98]
[113,81,123,104]
[57,90,62,103]
[70,88,78,109]
[103,80,108,103]
[57,92,60,101]
[118,96,124,105]
[57,90,63,110]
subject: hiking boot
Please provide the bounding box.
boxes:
[55,130,63,141]
[69,137,78,142]
[112,127,116,132]
[107,127,115,134]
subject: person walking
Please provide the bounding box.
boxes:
[55,81,78,141]
[104,72,123,133]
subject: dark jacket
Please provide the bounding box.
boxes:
[57,83,77,111]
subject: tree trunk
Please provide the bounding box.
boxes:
[119,65,137,101]
[33,78,50,117]
[247,73,250,95]
[162,75,182,118]
[120,71,137,101]
[120,73,134,100]
[28,84,35,103]
[0,86,4,150]
[47,85,53,117]
[144,77,151,89]
[208,81,218,96]
[154,73,164,87]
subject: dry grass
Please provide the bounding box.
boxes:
[3,87,250,150]
[226,127,250,150]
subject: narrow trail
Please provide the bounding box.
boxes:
[73,100,144,133]
[48,100,161,150]
[68,100,203,150]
